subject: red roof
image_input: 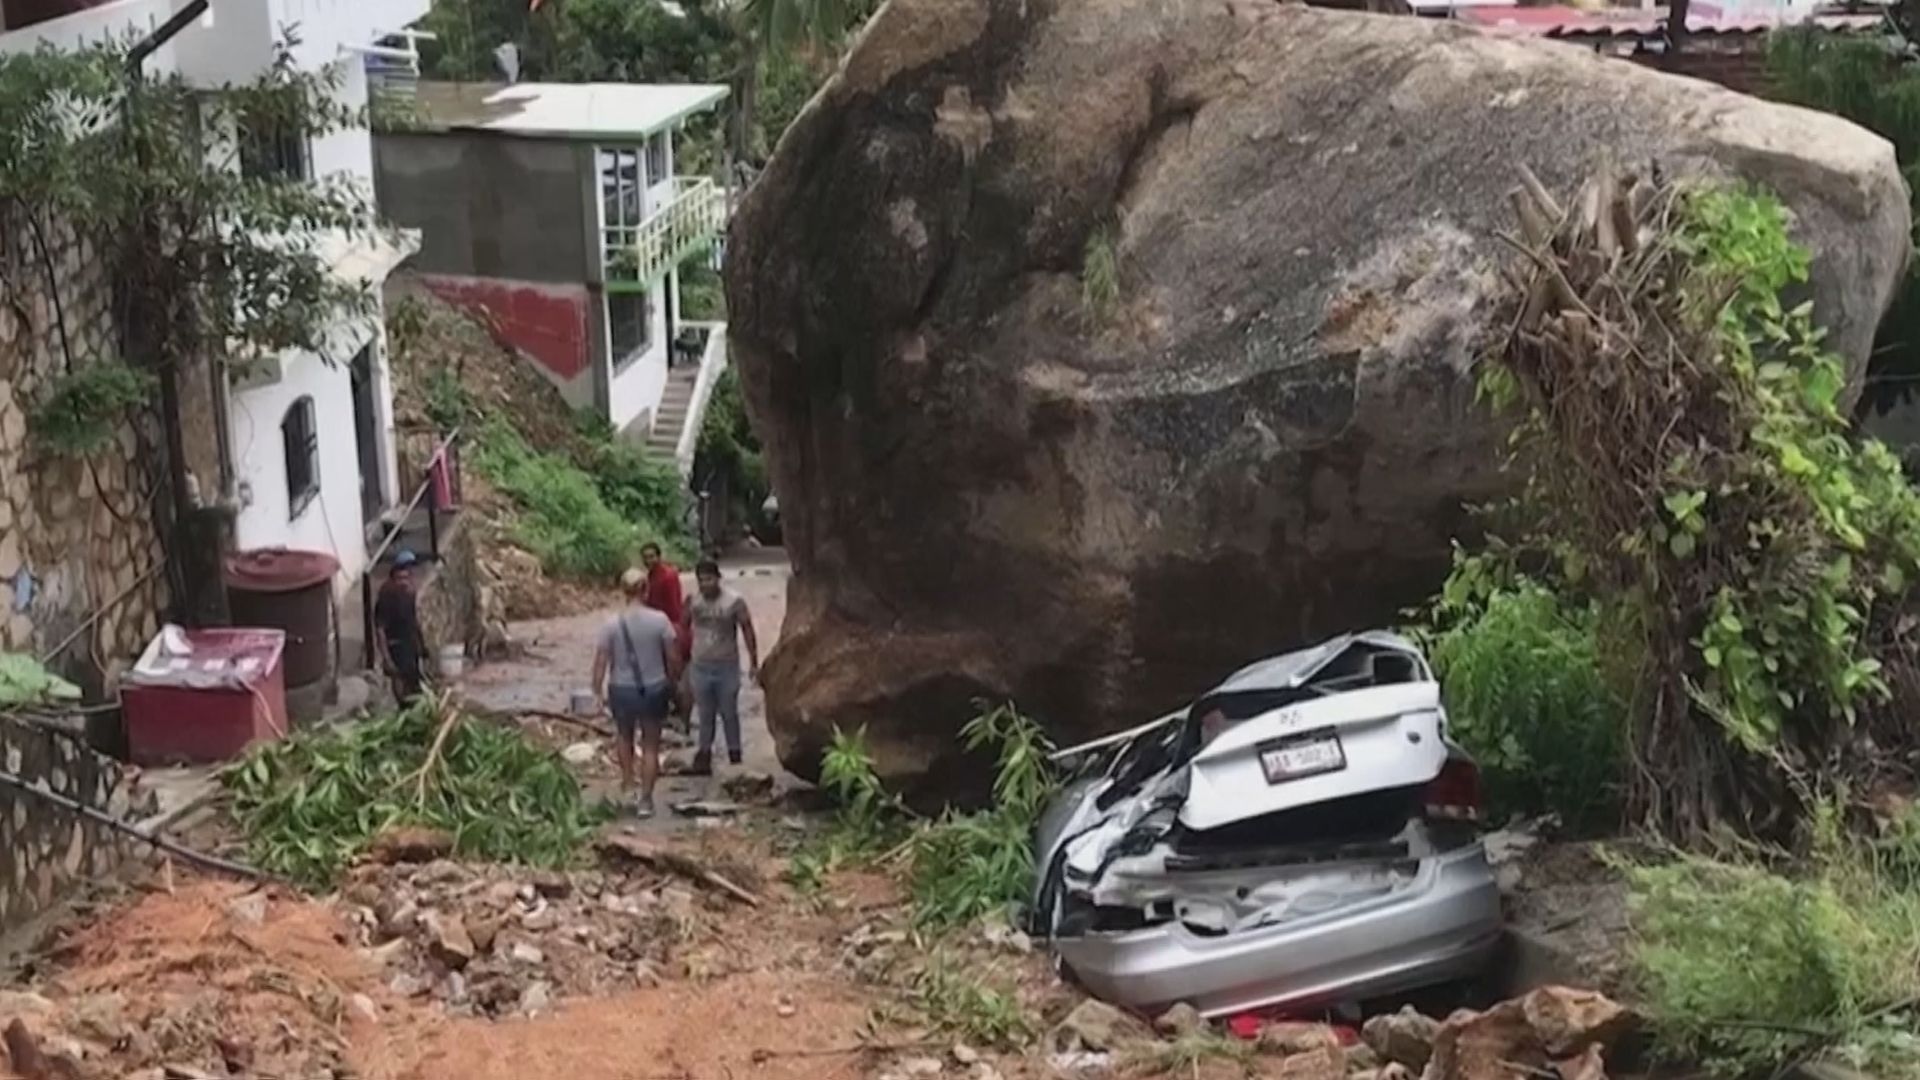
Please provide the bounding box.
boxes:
[1456,3,1882,37]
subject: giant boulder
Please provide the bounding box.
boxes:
[726,0,1910,795]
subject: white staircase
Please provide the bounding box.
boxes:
[647,364,700,458]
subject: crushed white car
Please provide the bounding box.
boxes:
[1029,631,1502,1018]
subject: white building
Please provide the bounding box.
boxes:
[0,0,430,602]
[372,81,732,468]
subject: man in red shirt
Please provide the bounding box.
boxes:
[640,543,691,722]
[641,543,686,627]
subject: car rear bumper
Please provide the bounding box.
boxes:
[1053,843,1502,1017]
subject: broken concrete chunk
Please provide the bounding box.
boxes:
[509,941,546,966]
[528,870,572,898]
[467,915,501,954]
[423,912,476,969]
[375,897,420,940]
[721,770,775,802]
[518,981,553,1016]
[0,994,56,1024]
[1521,986,1634,1057]
[1050,999,1147,1053]
[1256,1021,1341,1057]
[1152,1002,1205,1037]
[224,891,268,926]
[1270,1045,1345,1080]
[561,742,599,765]
[951,1043,980,1065]
[388,972,432,999]
[1421,988,1633,1080]
[370,826,456,865]
[1362,1006,1439,1070]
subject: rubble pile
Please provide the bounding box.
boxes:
[337,856,719,1018]
[0,884,382,1080]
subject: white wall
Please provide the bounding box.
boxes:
[607,287,669,436]
[227,326,375,597]
[310,59,375,187]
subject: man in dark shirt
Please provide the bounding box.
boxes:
[374,549,428,708]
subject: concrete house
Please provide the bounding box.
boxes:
[0,0,430,603]
[373,81,732,466]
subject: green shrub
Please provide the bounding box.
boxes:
[1424,555,1625,833]
[1468,167,1920,838]
[473,419,639,580]
[29,362,156,457]
[573,411,692,558]
[1627,830,1920,1076]
[694,367,769,531]
[908,703,1056,928]
[677,253,725,321]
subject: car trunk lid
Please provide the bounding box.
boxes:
[1179,682,1447,831]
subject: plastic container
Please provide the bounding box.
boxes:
[437,644,466,680]
[121,626,289,764]
[224,548,341,688]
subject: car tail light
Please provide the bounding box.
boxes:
[1423,758,1483,823]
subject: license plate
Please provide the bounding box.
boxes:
[1259,733,1345,784]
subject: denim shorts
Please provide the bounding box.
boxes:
[608,682,670,741]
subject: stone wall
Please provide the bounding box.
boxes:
[0,714,149,934]
[0,212,207,693]
[415,517,497,666]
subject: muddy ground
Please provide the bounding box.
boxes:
[0,555,1637,1080]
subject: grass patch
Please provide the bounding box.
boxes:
[224,696,610,888]
[1081,225,1120,319]
[1125,1028,1256,1076]
[1627,814,1920,1075]
[472,419,651,580]
[912,951,1035,1049]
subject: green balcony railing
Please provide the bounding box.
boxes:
[605,177,726,291]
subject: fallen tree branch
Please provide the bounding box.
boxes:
[597,832,761,906]
[407,694,463,804]
[494,706,615,739]
[0,767,274,883]
[749,1040,938,1063]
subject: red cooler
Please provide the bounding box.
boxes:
[122,627,290,764]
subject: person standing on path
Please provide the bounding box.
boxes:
[373,550,428,708]
[640,542,691,723]
[688,558,759,775]
[592,568,681,817]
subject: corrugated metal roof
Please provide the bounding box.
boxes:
[1457,2,1883,37]
[408,81,730,141]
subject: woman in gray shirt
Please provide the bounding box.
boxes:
[593,568,681,817]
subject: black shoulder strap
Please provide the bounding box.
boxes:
[617,615,648,686]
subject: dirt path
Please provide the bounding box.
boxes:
[458,552,793,828]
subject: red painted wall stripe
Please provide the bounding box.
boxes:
[418,276,592,382]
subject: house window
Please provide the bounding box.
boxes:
[282,396,320,519]
[608,291,652,370]
[598,146,643,272]
[644,133,669,188]
[240,118,311,183]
